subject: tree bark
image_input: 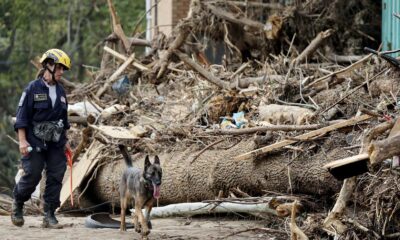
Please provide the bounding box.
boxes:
[89,140,342,207]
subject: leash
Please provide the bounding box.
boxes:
[65,148,74,206]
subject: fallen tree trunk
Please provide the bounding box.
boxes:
[89,139,342,206]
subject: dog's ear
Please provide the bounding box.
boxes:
[144,155,151,169]
[154,155,160,165]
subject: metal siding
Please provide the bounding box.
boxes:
[382,0,400,55]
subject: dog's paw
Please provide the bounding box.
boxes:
[135,225,141,233]
[120,226,127,232]
[147,220,152,229]
[142,228,150,236]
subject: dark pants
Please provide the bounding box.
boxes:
[13,147,66,208]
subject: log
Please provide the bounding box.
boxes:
[258,104,314,125]
[323,177,356,235]
[90,139,342,207]
[205,3,266,30]
[293,29,333,66]
[131,201,276,218]
[107,0,130,53]
[175,51,230,89]
[368,133,400,165]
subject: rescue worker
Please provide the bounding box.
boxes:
[12,49,72,228]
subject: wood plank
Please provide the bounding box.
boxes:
[323,153,369,169]
[234,114,372,160]
[59,141,104,209]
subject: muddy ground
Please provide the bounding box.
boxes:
[0,215,280,240]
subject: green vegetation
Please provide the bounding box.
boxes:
[0,0,145,191]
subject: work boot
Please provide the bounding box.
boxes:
[42,204,61,228]
[11,201,24,227]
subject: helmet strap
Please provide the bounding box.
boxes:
[44,65,56,84]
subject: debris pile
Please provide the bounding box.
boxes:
[23,0,400,238]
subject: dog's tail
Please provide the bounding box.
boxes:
[118,144,133,168]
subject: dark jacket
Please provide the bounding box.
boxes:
[14,78,70,149]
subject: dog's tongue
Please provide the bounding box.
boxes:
[153,184,161,199]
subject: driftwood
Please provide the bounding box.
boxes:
[368,133,400,165]
[205,3,265,30]
[293,29,333,66]
[107,0,130,53]
[131,201,277,218]
[156,23,191,79]
[290,200,308,240]
[323,177,357,235]
[235,115,372,160]
[175,50,230,89]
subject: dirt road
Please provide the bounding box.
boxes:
[0,215,277,240]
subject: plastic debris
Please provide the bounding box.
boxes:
[232,111,248,128]
[220,118,237,129]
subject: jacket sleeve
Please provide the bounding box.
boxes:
[14,86,33,131]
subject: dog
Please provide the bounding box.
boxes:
[118,144,162,238]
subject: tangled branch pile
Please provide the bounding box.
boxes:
[52,0,400,239]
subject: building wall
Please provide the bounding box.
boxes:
[149,0,190,38]
[154,0,174,36]
[172,0,191,26]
